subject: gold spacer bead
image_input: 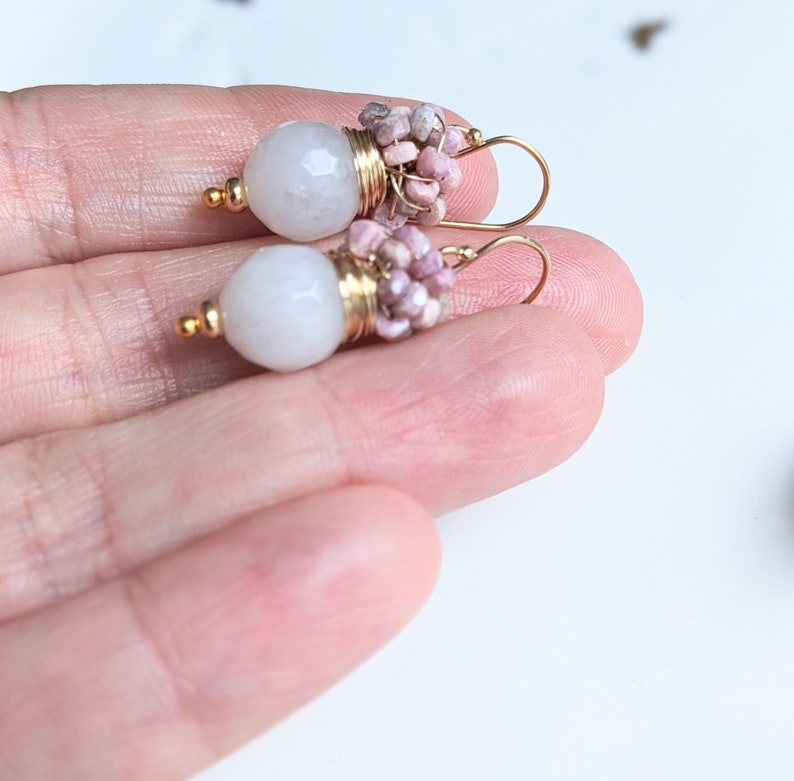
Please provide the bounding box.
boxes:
[174,301,224,339]
[224,177,248,213]
[197,300,224,339]
[202,187,226,208]
[175,316,201,338]
[466,128,485,147]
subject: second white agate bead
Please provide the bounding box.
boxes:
[219,245,346,372]
[243,121,360,242]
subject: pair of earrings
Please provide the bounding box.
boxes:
[177,101,552,373]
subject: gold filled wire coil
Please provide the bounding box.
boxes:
[343,127,389,217]
[329,249,380,344]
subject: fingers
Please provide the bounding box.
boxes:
[449,226,643,373]
[0,226,639,443]
[0,484,440,780]
[0,306,603,621]
[0,85,497,272]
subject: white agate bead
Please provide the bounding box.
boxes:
[219,245,346,372]
[243,121,360,242]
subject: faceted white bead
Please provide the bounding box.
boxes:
[218,245,346,372]
[243,121,359,242]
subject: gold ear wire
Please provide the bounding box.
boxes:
[440,235,551,304]
[437,128,551,231]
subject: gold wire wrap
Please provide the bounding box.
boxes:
[342,127,389,217]
[329,249,380,344]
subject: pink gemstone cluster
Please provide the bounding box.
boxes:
[344,219,458,342]
[357,102,466,230]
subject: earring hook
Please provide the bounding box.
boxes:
[437,129,551,232]
[440,235,551,304]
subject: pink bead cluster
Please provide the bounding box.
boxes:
[357,102,466,230]
[344,219,457,342]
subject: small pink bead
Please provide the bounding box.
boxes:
[347,219,389,257]
[415,146,451,180]
[442,126,466,155]
[392,225,431,258]
[438,158,462,194]
[392,281,429,318]
[404,177,440,207]
[424,266,457,295]
[377,238,413,270]
[427,104,445,125]
[382,141,418,167]
[409,103,438,143]
[395,200,418,219]
[374,108,411,146]
[375,312,412,342]
[376,269,411,305]
[411,297,443,331]
[429,126,465,155]
[415,197,447,226]
[370,202,408,230]
[358,102,389,129]
[409,249,444,279]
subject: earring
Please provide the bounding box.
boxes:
[201,102,551,242]
[175,219,550,373]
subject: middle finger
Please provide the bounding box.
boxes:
[0,303,603,622]
[0,226,639,443]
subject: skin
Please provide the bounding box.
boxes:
[0,85,643,779]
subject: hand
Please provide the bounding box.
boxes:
[0,85,642,779]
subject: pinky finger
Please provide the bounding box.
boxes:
[0,484,440,781]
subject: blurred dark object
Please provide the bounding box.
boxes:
[630,20,669,51]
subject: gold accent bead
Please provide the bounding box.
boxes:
[466,128,484,147]
[175,316,201,338]
[198,300,224,339]
[224,177,248,213]
[174,301,224,339]
[202,187,225,208]
[201,179,248,213]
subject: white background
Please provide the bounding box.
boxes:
[3,0,794,778]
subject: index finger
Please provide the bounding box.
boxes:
[0,84,498,272]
